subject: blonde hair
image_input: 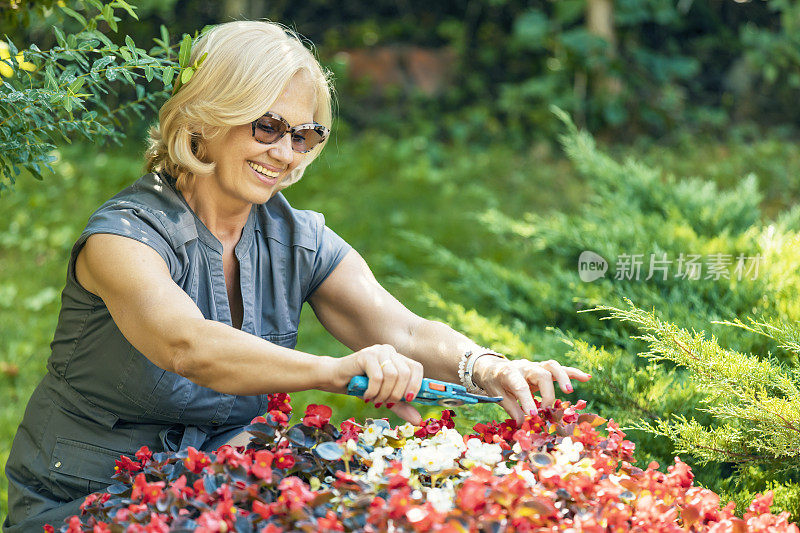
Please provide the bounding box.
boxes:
[145,20,334,192]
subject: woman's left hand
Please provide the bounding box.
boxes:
[473,357,591,425]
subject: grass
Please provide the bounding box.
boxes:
[2,129,799,521]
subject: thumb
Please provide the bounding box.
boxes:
[389,402,422,426]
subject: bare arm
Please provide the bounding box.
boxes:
[76,233,334,395]
[309,248,591,424]
[307,250,483,383]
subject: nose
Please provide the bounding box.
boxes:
[267,133,294,165]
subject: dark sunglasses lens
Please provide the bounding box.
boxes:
[253,116,287,144]
[292,128,325,152]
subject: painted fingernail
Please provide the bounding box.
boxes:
[566,385,574,393]
[375,402,382,408]
[529,409,537,416]
[387,403,395,408]
[405,393,414,401]
[364,398,371,403]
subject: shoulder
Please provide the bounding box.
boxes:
[84,173,197,251]
[254,191,326,251]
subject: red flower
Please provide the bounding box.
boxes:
[168,475,194,499]
[274,448,295,470]
[66,516,83,533]
[252,500,273,520]
[114,454,142,474]
[260,524,283,533]
[275,477,316,512]
[215,445,249,469]
[302,404,332,428]
[268,409,289,426]
[143,513,169,533]
[131,473,165,505]
[317,510,344,531]
[184,446,211,474]
[251,450,274,480]
[251,415,267,424]
[43,525,55,533]
[135,446,153,465]
[267,392,292,414]
[338,417,362,442]
[667,457,694,489]
[387,486,413,521]
[92,523,112,533]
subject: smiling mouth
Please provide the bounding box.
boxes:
[248,161,281,179]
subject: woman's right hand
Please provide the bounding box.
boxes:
[325,344,424,425]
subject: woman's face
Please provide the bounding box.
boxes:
[201,72,316,207]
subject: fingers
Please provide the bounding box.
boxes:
[500,368,538,425]
[539,359,573,395]
[389,402,422,426]
[487,359,592,425]
[358,345,421,406]
[563,366,593,382]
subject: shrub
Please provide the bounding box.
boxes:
[385,109,800,516]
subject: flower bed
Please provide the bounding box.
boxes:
[51,394,798,532]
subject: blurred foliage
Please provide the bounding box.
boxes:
[5,0,800,176]
[247,0,800,142]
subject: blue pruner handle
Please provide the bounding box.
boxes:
[346,375,502,406]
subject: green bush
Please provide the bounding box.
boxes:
[381,111,800,517]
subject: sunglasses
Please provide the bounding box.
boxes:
[250,111,329,153]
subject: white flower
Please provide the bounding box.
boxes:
[361,424,385,446]
[345,439,358,454]
[398,423,417,438]
[515,465,539,489]
[554,437,584,465]
[426,486,455,513]
[493,462,512,476]
[462,438,503,468]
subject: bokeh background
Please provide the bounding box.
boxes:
[3,0,800,521]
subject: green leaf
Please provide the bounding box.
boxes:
[64,96,72,113]
[163,66,174,86]
[125,35,137,57]
[101,4,114,24]
[60,6,88,27]
[111,0,139,20]
[160,24,170,50]
[145,65,154,82]
[54,26,67,48]
[118,48,131,62]
[180,66,194,84]
[68,77,85,93]
[178,34,192,68]
[91,30,114,48]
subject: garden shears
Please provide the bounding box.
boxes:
[346,375,503,407]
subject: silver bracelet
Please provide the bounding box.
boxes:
[459,347,508,395]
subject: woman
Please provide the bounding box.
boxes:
[3,20,590,531]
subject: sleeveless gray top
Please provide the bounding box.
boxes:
[3,172,351,531]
